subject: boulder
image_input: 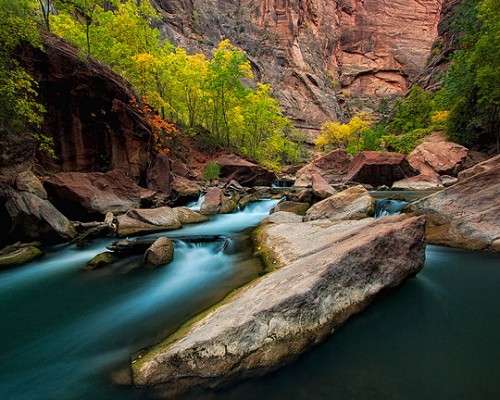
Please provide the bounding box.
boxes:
[173,207,208,224]
[147,152,172,195]
[144,237,174,267]
[407,141,480,176]
[171,177,200,201]
[6,191,76,242]
[131,215,425,397]
[116,207,182,237]
[392,173,444,191]
[270,201,310,216]
[407,156,500,251]
[304,185,374,221]
[44,170,142,220]
[458,154,500,181]
[311,173,336,199]
[0,245,43,269]
[262,211,303,224]
[200,187,236,215]
[344,151,416,187]
[15,171,47,199]
[294,149,352,187]
[216,154,277,186]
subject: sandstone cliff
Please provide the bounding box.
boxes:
[24,34,153,182]
[153,0,442,128]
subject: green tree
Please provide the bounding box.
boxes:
[387,86,434,134]
[0,0,45,134]
[204,40,253,146]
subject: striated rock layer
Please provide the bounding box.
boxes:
[131,214,426,397]
[154,0,441,128]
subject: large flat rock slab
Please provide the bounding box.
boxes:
[408,155,500,251]
[131,215,426,397]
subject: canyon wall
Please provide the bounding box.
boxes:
[153,0,442,129]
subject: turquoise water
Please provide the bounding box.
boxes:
[1,198,499,400]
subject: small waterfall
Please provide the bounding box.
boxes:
[186,194,206,212]
[374,198,409,218]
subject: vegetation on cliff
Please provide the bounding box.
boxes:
[0,0,53,156]
[46,0,302,170]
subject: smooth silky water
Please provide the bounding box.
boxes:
[1,197,499,400]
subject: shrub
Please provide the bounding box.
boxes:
[203,162,221,182]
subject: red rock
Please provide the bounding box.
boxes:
[200,187,236,215]
[392,173,444,191]
[409,155,500,251]
[408,141,473,176]
[311,173,336,200]
[44,170,142,220]
[295,149,352,187]
[153,0,441,128]
[171,177,200,201]
[458,155,500,181]
[23,34,153,181]
[216,154,276,187]
[171,159,190,178]
[147,153,172,195]
[345,151,416,187]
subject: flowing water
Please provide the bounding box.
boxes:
[1,197,499,400]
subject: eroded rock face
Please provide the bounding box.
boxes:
[23,34,153,181]
[408,156,500,251]
[345,151,416,186]
[154,0,441,128]
[295,149,352,187]
[131,215,425,397]
[44,170,143,220]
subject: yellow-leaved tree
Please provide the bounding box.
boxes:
[316,113,372,154]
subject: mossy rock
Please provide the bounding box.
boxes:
[84,251,119,270]
[0,246,43,269]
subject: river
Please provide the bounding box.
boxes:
[1,198,499,400]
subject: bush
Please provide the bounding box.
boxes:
[203,162,221,181]
[381,128,430,154]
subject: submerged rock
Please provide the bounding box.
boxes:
[0,245,43,269]
[143,237,174,268]
[407,155,500,251]
[84,252,119,270]
[304,185,374,221]
[131,215,425,397]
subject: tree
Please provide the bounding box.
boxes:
[204,40,253,146]
[316,113,372,153]
[0,0,45,134]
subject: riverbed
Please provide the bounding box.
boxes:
[1,199,499,400]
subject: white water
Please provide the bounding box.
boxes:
[0,199,280,400]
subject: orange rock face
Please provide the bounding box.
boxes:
[154,0,442,128]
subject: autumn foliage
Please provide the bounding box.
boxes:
[130,97,176,154]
